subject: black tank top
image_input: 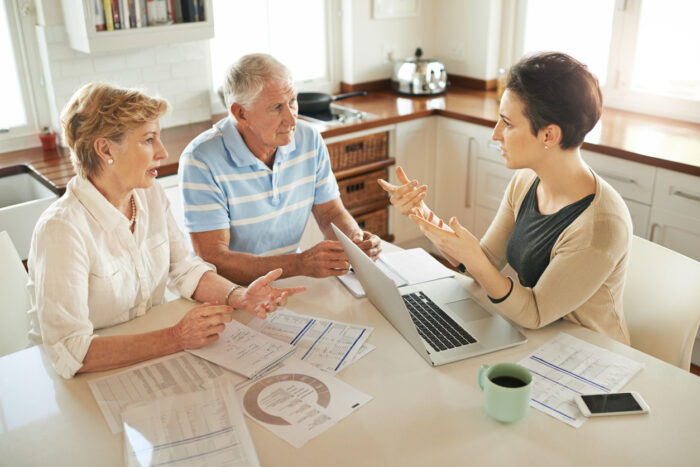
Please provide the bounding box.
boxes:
[506,178,594,287]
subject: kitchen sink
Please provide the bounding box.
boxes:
[0,168,59,261]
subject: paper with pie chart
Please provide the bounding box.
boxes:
[238,358,372,448]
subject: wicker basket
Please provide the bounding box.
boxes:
[327,132,388,171]
[338,169,388,210]
[355,209,388,237]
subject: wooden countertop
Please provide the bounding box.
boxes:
[2,87,698,194]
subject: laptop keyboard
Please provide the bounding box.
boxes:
[402,291,477,352]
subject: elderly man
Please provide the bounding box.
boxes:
[179,54,381,285]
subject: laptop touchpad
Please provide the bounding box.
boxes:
[446,298,491,322]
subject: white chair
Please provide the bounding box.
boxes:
[623,236,700,371]
[0,231,31,356]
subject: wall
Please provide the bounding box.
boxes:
[34,0,213,133]
[341,0,435,84]
[341,0,503,84]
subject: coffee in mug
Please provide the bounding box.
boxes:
[478,363,533,423]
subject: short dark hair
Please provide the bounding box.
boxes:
[506,52,602,149]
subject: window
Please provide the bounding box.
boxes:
[514,0,700,123]
[208,0,337,113]
[0,0,48,152]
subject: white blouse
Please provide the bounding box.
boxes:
[27,176,214,378]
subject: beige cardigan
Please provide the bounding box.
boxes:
[480,169,632,344]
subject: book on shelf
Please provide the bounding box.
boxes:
[111,0,121,29]
[120,0,130,29]
[102,0,114,30]
[94,0,106,31]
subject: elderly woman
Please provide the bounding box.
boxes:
[27,82,305,379]
[379,52,632,344]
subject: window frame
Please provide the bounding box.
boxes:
[207,0,342,116]
[510,0,700,124]
[1,0,52,153]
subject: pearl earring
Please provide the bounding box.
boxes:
[108,158,114,165]
[544,145,549,150]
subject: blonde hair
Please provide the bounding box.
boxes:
[60,82,168,179]
[221,54,293,111]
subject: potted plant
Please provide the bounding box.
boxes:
[39,126,57,150]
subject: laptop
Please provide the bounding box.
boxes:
[332,223,526,367]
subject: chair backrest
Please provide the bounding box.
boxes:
[0,231,31,356]
[623,236,700,371]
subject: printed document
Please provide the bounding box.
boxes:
[89,352,242,434]
[238,358,372,448]
[519,332,643,428]
[247,308,373,373]
[187,318,296,379]
[337,248,455,297]
[123,379,260,467]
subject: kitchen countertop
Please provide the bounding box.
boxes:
[2,87,699,194]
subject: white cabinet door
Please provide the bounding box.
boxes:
[582,150,657,205]
[648,208,700,262]
[625,199,651,238]
[392,118,436,244]
[434,118,499,233]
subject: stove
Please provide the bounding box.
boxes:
[299,104,377,126]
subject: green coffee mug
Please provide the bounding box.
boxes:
[477,362,533,423]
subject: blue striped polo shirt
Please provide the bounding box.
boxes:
[178,117,339,256]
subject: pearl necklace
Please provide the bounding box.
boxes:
[128,195,137,227]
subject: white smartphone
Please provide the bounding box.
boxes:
[574,392,650,417]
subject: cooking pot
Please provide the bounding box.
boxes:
[391,48,447,96]
[297,91,367,114]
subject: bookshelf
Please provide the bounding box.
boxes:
[60,0,214,54]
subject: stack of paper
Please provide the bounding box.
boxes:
[186,319,296,379]
[247,308,374,373]
[122,379,260,467]
[519,332,644,428]
[338,248,455,297]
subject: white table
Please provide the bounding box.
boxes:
[2,263,700,466]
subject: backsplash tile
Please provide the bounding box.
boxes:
[38,25,213,131]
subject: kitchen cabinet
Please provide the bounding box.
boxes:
[582,149,656,237]
[648,168,700,262]
[301,126,396,249]
[434,118,498,234]
[391,118,436,244]
[60,0,214,53]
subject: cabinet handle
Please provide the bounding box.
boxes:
[671,189,700,203]
[649,223,661,242]
[598,171,636,184]
[465,137,476,208]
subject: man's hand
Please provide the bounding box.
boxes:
[351,231,381,261]
[299,240,351,278]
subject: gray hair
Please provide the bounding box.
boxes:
[221,54,293,111]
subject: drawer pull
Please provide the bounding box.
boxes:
[649,223,661,242]
[465,137,476,208]
[671,189,700,203]
[598,171,636,184]
[346,181,365,193]
[345,141,365,152]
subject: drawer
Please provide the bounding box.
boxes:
[355,208,388,237]
[327,132,388,171]
[652,168,700,218]
[582,150,656,205]
[338,169,388,210]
